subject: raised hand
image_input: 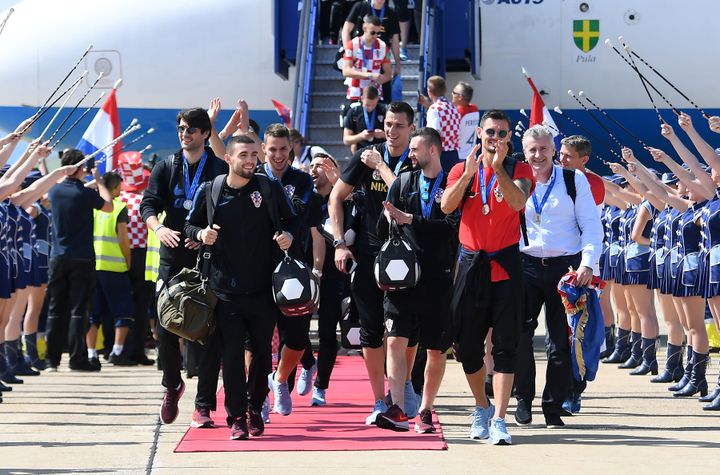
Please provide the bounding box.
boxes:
[360,148,383,170]
[709,116,720,134]
[644,146,669,163]
[678,112,694,131]
[660,122,675,140]
[463,143,481,177]
[621,147,636,163]
[207,97,221,125]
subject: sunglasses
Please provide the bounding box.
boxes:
[368,31,380,36]
[485,128,509,138]
[177,125,199,134]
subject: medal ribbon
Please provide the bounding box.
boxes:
[531,168,557,220]
[263,162,279,181]
[383,146,410,175]
[363,106,377,132]
[478,167,497,212]
[373,4,385,22]
[183,150,207,201]
[419,170,444,219]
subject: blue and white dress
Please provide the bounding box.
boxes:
[0,201,11,298]
[601,205,623,282]
[648,206,671,290]
[673,200,706,297]
[620,201,656,286]
[661,207,683,295]
[31,202,51,286]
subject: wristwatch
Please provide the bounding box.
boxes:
[333,238,346,248]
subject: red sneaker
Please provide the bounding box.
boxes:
[191,406,215,428]
[159,380,185,424]
[248,409,265,437]
[414,409,436,434]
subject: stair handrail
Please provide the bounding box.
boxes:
[418,0,435,127]
[292,0,319,135]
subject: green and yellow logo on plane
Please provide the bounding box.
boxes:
[573,19,600,53]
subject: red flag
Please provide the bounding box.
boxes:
[271,99,292,128]
[526,76,545,127]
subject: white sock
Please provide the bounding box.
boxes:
[112,344,123,356]
[88,348,98,359]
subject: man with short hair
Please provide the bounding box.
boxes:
[257,124,319,417]
[375,128,458,433]
[342,15,393,107]
[185,134,297,440]
[558,135,605,206]
[452,81,481,163]
[420,76,461,173]
[343,85,387,155]
[86,171,135,369]
[45,149,114,372]
[330,101,416,424]
[514,125,603,429]
[441,109,534,445]
[140,107,228,426]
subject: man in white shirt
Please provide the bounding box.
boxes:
[513,125,603,428]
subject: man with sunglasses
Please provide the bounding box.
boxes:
[342,15,393,110]
[441,109,534,445]
[140,107,228,427]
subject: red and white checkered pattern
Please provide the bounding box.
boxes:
[431,97,461,151]
[343,36,390,101]
[120,191,147,249]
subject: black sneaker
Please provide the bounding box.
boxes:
[133,356,155,366]
[514,399,532,426]
[108,354,138,366]
[545,414,565,428]
[69,360,100,372]
[376,404,410,432]
[0,380,12,392]
[89,357,102,371]
[248,409,265,437]
[230,417,249,440]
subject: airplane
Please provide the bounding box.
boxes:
[1,0,718,169]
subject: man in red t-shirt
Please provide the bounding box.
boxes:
[441,109,534,445]
[558,135,605,206]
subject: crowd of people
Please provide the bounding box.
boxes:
[1,0,719,446]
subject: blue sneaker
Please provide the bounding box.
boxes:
[365,399,388,425]
[404,382,419,418]
[296,363,317,396]
[469,404,495,439]
[561,399,573,416]
[489,418,512,445]
[311,387,326,406]
[399,47,409,61]
[261,395,271,423]
[271,374,292,416]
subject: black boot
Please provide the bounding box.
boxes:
[630,337,658,375]
[673,351,709,397]
[669,346,693,391]
[698,367,720,402]
[619,332,642,369]
[23,333,46,371]
[603,328,630,364]
[1,341,24,384]
[11,339,40,376]
[703,391,720,410]
[651,343,684,383]
[599,325,616,360]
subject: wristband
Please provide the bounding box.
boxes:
[154,225,166,233]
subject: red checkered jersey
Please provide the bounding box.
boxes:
[447,160,535,282]
[426,97,461,151]
[343,36,390,101]
[120,191,147,249]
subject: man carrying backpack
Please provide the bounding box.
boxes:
[184,135,297,440]
[513,125,603,429]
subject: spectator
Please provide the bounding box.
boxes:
[343,85,387,155]
[289,129,313,172]
[452,81,481,162]
[420,76,461,173]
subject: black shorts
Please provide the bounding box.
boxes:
[350,251,385,349]
[390,0,412,22]
[89,270,134,327]
[384,277,453,351]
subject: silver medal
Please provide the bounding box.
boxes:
[482,204,490,215]
[534,214,541,224]
[183,199,192,210]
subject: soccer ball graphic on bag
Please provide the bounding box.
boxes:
[272,251,320,317]
[374,220,421,292]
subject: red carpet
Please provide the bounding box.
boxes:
[175,356,447,452]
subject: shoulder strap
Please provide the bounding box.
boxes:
[563,168,576,203]
[398,171,413,211]
[501,157,530,247]
[205,175,226,227]
[257,175,283,234]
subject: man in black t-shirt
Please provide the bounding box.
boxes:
[140,108,228,427]
[185,135,297,439]
[343,0,402,98]
[329,101,415,425]
[256,124,318,418]
[46,149,114,372]
[375,127,458,433]
[343,85,387,155]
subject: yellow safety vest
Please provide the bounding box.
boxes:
[144,212,163,282]
[93,198,129,272]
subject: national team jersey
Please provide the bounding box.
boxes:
[426,97,461,152]
[457,104,480,161]
[343,36,391,101]
[120,190,147,249]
